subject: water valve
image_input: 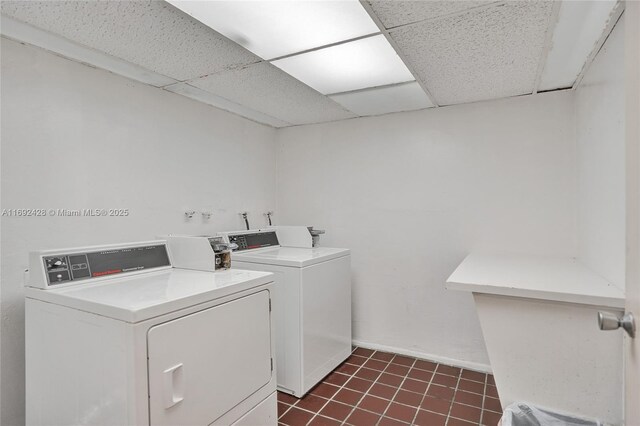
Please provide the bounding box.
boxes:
[265,211,274,226]
[240,212,250,230]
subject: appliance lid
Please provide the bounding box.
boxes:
[233,246,350,268]
[25,268,274,323]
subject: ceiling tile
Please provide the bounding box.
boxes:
[0,1,261,81]
[389,1,554,105]
[167,0,379,60]
[164,83,291,128]
[330,82,434,116]
[189,62,357,126]
[272,35,414,95]
[366,0,497,29]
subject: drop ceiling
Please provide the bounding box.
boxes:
[0,0,622,128]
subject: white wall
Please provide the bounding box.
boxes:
[576,15,626,290]
[275,91,577,369]
[3,18,625,423]
[0,38,277,425]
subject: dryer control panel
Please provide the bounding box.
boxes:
[225,231,279,252]
[29,242,171,289]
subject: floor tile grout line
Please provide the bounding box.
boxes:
[283,389,500,425]
[279,348,499,426]
[308,347,369,425]
[348,365,487,390]
[336,348,384,425]
[302,397,331,425]
[374,356,418,425]
[280,403,319,425]
[408,367,436,425]
[281,346,370,425]
[378,356,416,423]
[447,418,477,425]
[344,359,401,424]
[335,383,369,424]
[445,370,462,426]
[339,350,397,425]
[312,346,376,425]
[448,415,482,425]
[302,378,492,415]
[280,377,497,423]
[349,356,473,380]
[342,368,464,420]
[278,402,294,424]
[306,364,408,422]
[480,373,488,425]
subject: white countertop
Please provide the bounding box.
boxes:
[446,253,625,308]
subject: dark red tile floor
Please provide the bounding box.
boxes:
[277,347,503,426]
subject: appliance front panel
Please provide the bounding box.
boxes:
[302,255,352,394]
[147,290,272,426]
[232,261,303,396]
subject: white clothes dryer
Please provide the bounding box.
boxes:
[25,240,277,426]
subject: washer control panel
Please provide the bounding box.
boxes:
[227,231,279,252]
[37,243,171,288]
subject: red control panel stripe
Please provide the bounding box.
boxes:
[92,269,122,277]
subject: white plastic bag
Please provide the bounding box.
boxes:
[500,403,606,426]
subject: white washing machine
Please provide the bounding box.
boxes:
[25,240,277,426]
[218,229,352,397]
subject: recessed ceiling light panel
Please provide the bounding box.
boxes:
[330,81,434,116]
[167,0,380,60]
[539,0,618,91]
[272,35,415,95]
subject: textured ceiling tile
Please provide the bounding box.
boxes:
[0,1,261,81]
[367,0,497,28]
[189,63,357,126]
[389,1,554,105]
[164,83,291,128]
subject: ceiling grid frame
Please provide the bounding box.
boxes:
[374,0,505,31]
[0,0,627,128]
[359,0,439,108]
[266,32,379,63]
[0,15,180,88]
[571,1,625,91]
[532,1,562,94]
[162,1,378,122]
[186,61,357,126]
[162,81,293,128]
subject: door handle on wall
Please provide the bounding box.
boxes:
[163,363,185,409]
[598,311,636,338]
